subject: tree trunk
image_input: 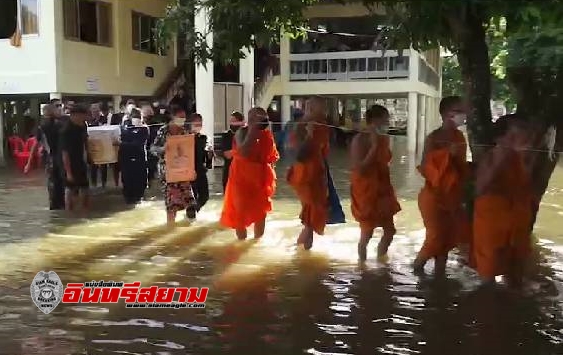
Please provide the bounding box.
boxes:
[507,66,563,232]
[447,5,493,163]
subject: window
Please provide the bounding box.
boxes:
[20,0,38,34]
[132,11,166,55]
[64,0,112,46]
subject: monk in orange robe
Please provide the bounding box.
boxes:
[350,105,401,261]
[473,119,534,285]
[220,107,279,240]
[413,96,470,275]
[287,97,330,250]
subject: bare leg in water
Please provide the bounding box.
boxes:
[254,218,266,239]
[297,226,314,250]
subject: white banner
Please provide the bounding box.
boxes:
[87,126,121,164]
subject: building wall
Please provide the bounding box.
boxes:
[0,0,58,95]
[56,0,175,97]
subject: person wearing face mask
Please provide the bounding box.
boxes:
[350,105,401,262]
[119,108,149,204]
[287,96,340,250]
[187,113,212,219]
[472,118,534,286]
[150,105,197,225]
[413,96,471,276]
[221,111,245,192]
[220,107,279,240]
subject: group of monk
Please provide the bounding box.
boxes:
[219,96,535,285]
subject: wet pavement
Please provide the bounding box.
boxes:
[0,137,562,355]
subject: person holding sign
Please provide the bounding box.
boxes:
[220,107,279,240]
[150,105,197,225]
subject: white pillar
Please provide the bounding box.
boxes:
[49,93,62,101]
[239,47,255,114]
[281,95,291,124]
[407,92,418,153]
[194,6,215,145]
[417,94,427,154]
[0,102,5,167]
[280,32,290,84]
[112,95,122,113]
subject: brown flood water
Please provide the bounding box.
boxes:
[0,137,562,355]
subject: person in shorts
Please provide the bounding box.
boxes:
[60,104,90,212]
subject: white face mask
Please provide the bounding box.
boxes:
[192,126,202,134]
[131,118,142,126]
[172,117,185,126]
[452,113,467,127]
[159,109,166,115]
[126,104,135,115]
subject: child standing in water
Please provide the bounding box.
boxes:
[350,105,401,261]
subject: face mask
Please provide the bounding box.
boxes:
[159,108,166,115]
[452,113,466,127]
[131,118,142,126]
[192,126,202,133]
[126,104,135,115]
[258,120,269,130]
[377,125,390,134]
[230,125,241,132]
[172,117,185,126]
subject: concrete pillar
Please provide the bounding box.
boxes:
[0,102,5,167]
[281,95,291,125]
[239,47,255,114]
[280,32,290,84]
[194,6,215,144]
[112,95,122,114]
[49,93,62,101]
[407,92,418,153]
[417,94,427,154]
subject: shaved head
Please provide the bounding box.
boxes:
[305,96,327,121]
[248,107,267,124]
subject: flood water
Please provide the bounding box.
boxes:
[0,137,562,355]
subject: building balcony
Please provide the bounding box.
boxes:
[289,50,410,82]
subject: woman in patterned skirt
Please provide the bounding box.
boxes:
[150,104,197,225]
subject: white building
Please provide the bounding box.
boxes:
[195,2,443,156]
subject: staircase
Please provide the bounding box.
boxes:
[254,55,281,109]
[154,60,188,104]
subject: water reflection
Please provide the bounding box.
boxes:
[0,138,562,354]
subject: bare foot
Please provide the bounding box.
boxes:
[358,242,368,262]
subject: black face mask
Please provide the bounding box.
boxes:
[230,125,240,132]
[258,120,269,130]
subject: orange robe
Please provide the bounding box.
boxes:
[351,135,401,230]
[287,125,330,235]
[220,129,279,229]
[473,150,533,278]
[417,128,470,259]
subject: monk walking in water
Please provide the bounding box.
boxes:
[287,97,331,250]
[413,96,470,275]
[350,105,401,261]
[220,108,279,240]
[473,119,534,286]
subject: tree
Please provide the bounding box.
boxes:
[160,0,563,229]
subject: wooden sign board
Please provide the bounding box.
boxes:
[165,134,196,183]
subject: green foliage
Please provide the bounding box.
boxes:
[157,0,318,65]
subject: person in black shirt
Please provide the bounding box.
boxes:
[221,111,245,192]
[60,104,90,212]
[188,113,213,219]
[24,104,66,210]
